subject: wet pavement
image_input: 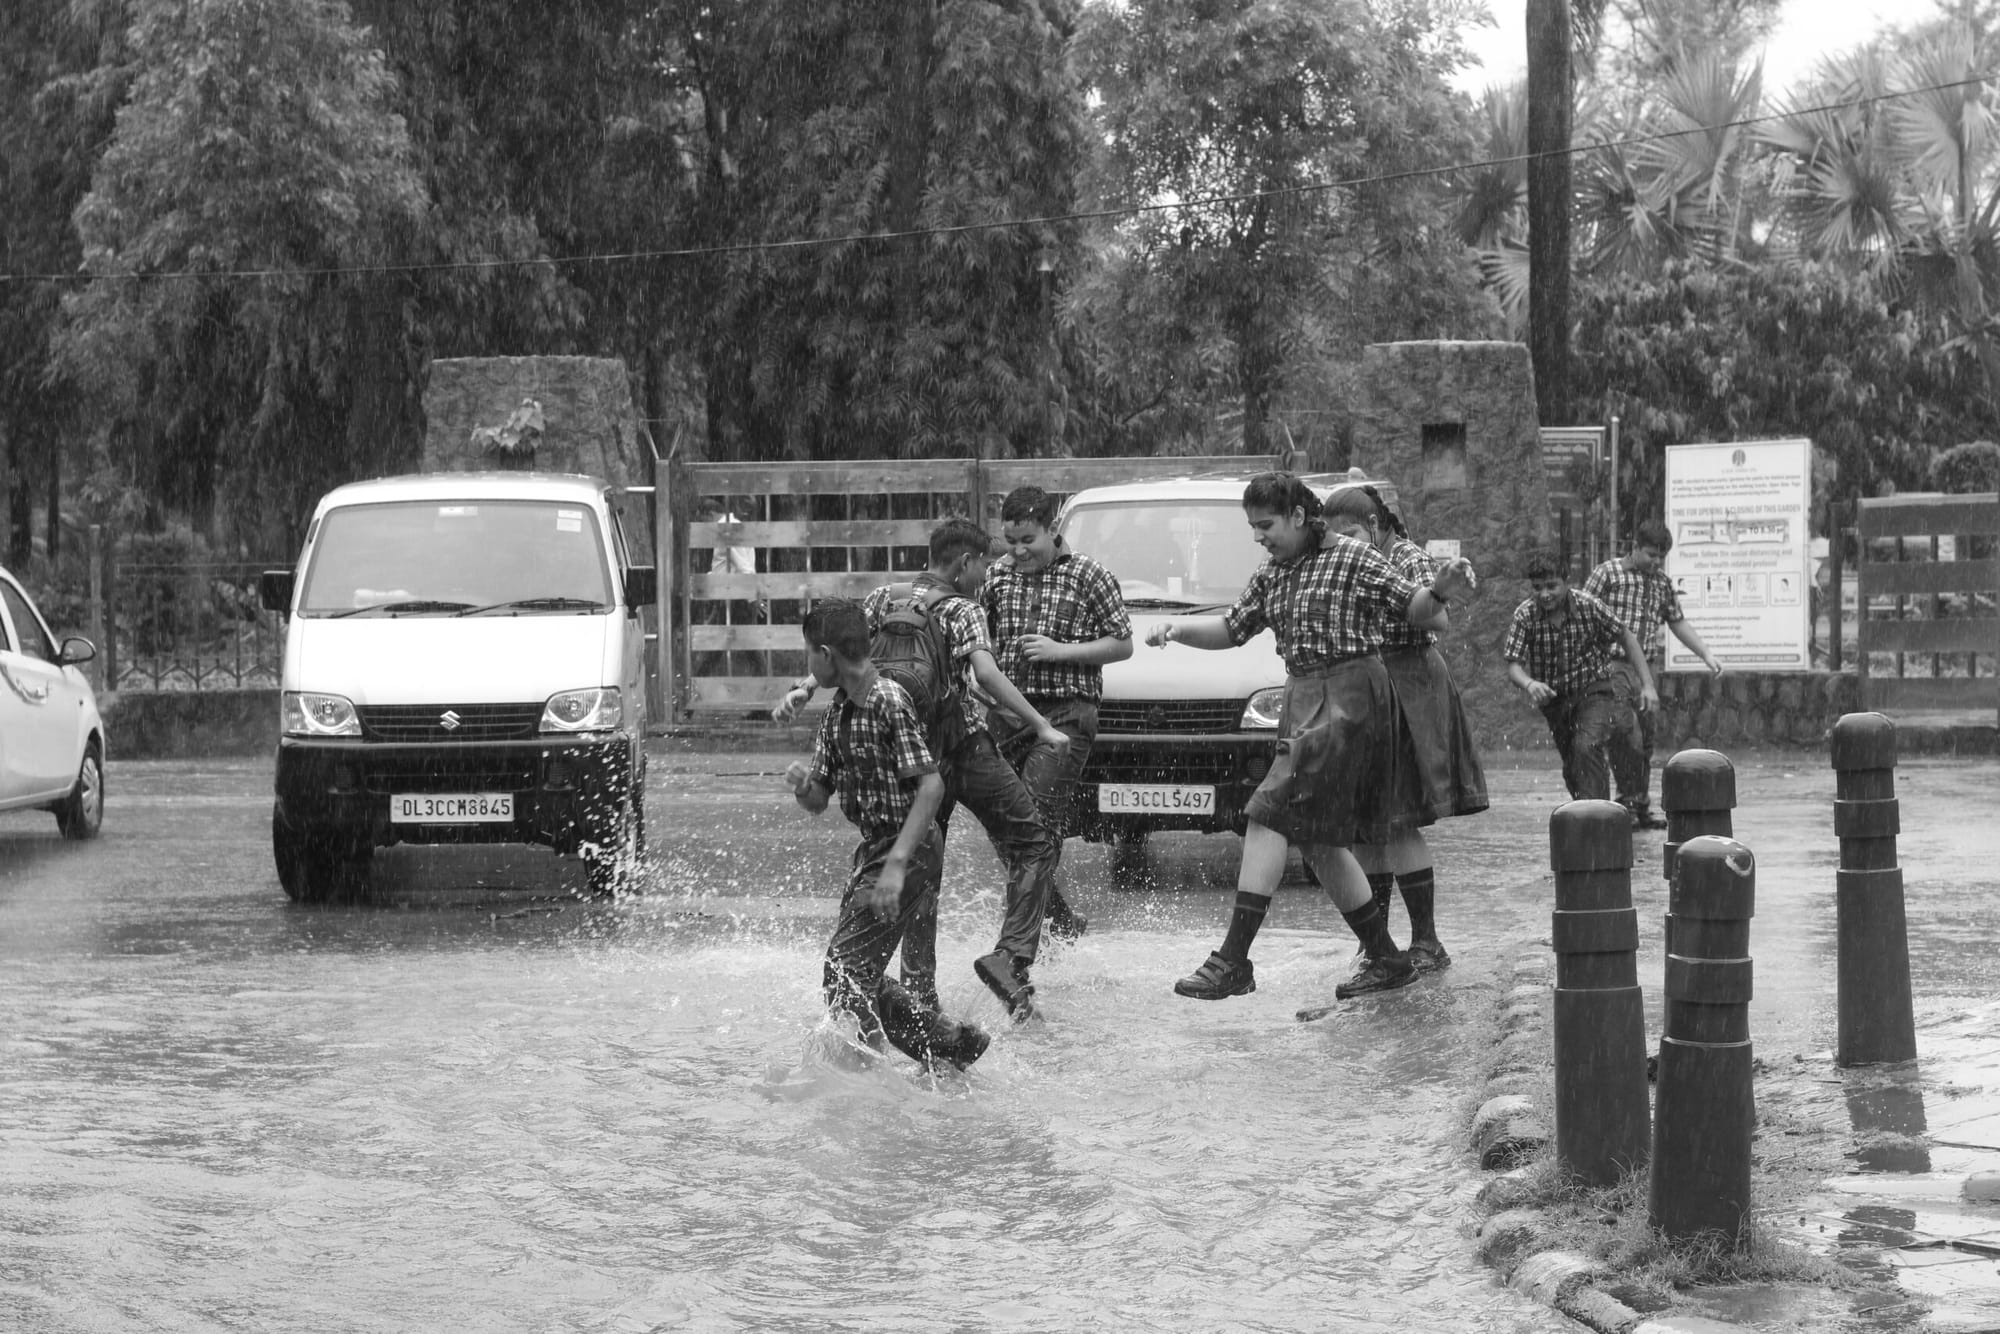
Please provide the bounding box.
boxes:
[1,741,1994,1332]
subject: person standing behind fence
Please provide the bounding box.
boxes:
[1581,519,1723,830]
[772,518,1067,1023]
[1504,549,1656,802]
[1322,485,1489,974]
[981,485,1134,941]
[780,598,989,1072]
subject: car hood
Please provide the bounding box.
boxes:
[288,613,618,705]
[1104,611,1285,702]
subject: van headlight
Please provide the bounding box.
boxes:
[283,691,360,737]
[1240,687,1285,730]
[541,687,623,734]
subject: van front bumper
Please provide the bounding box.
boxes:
[273,733,639,855]
[1074,730,1276,839]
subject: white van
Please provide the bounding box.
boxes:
[259,472,653,901]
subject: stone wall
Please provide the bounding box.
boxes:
[1349,340,1555,750]
[421,356,655,561]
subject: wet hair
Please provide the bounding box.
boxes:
[803,598,870,661]
[1322,484,1409,540]
[1000,485,1059,528]
[1240,471,1328,542]
[1633,519,1673,554]
[1524,549,1564,582]
[930,515,996,566]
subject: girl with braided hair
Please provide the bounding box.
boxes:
[1321,485,1490,975]
[1145,472,1478,1003]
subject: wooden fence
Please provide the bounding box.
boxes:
[1855,493,2000,720]
[652,451,1304,720]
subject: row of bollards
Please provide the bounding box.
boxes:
[1546,713,1919,1248]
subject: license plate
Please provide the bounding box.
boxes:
[1097,783,1216,815]
[390,792,515,823]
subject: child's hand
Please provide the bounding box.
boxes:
[783,760,812,792]
[862,858,905,916]
[772,684,812,722]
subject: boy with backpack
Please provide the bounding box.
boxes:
[774,518,1067,1022]
[782,598,989,1071]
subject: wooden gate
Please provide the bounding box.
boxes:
[652,451,1303,721]
[1856,493,2000,721]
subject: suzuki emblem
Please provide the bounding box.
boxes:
[440,710,462,731]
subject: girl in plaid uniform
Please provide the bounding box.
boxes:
[1322,485,1489,974]
[1145,473,1477,1003]
[783,599,989,1071]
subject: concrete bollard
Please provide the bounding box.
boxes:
[1550,800,1650,1186]
[1830,713,1918,1067]
[1659,749,1736,954]
[1649,835,1756,1245]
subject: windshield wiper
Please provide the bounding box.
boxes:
[459,596,608,616]
[327,599,476,618]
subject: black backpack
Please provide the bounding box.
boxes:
[871,582,969,757]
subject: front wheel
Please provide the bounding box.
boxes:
[273,812,369,904]
[55,740,104,840]
[584,795,647,897]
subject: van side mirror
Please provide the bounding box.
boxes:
[259,569,295,612]
[622,566,657,610]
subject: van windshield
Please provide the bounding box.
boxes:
[1060,499,1262,607]
[297,499,612,617]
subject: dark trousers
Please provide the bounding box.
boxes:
[1605,657,1657,811]
[988,697,1097,849]
[825,825,946,1050]
[1540,670,1638,801]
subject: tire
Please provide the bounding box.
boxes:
[55,740,104,840]
[1108,824,1150,890]
[585,794,647,897]
[272,811,367,904]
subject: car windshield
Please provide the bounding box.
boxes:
[296,499,612,616]
[1060,499,1262,606]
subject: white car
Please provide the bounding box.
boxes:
[0,563,105,838]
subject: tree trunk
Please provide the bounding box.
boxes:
[885,0,937,457]
[1527,0,1574,427]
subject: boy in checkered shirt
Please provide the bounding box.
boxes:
[1582,519,1724,828]
[1504,549,1656,803]
[782,598,989,1071]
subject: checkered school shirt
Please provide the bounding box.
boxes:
[1379,535,1440,652]
[1223,533,1420,674]
[805,675,938,845]
[1582,558,1683,659]
[981,547,1132,702]
[862,573,990,736]
[1502,588,1626,696]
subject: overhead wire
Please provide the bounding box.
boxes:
[0,73,1988,288]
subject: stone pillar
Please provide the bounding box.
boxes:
[1350,340,1554,750]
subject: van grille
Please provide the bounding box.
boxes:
[357,703,543,743]
[1095,699,1246,734]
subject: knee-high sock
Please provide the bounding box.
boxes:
[1365,871,1396,930]
[1398,867,1437,943]
[1341,900,1399,961]
[1219,892,1270,963]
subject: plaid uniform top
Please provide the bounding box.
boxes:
[1503,589,1626,695]
[862,572,990,736]
[1223,533,1419,674]
[1582,558,1683,659]
[981,547,1132,702]
[1378,535,1440,651]
[805,675,938,845]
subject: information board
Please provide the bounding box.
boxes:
[1661,439,1813,672]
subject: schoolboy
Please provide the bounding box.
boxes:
[1503,550,1657,802]
[781,598,988,1070]
[775,518,1065,1022]
[980,485,1135,940]
[1581,519,1724,828]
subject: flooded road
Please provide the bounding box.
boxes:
[0,752,1581,1332]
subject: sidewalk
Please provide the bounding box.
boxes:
[1469,745,2000,1334]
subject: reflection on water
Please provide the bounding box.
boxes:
[0,883,1570,1333]
[1842,1065,1932,1175]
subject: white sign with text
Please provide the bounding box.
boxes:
[1662,439,1813,672]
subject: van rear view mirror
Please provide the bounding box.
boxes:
[259,569,295,612]
[622,566,657,610]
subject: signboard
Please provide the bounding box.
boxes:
[1662,439,1813,671]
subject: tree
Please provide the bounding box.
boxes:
[51,0,428,544]
[1527,0,1577,425]
[1075,0,1490,455]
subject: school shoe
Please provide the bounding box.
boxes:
[1334,952,1417,999]
[974,950,1038,1022]
[1173,951,1256,1000]
[1046,893,1089,941]
[942,1021,991,1070]
[1406,938,1452,973]
[1630,805,1668,831]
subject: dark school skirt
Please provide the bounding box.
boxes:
[1242,654,1399,848]
[1381,644,1490,827]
